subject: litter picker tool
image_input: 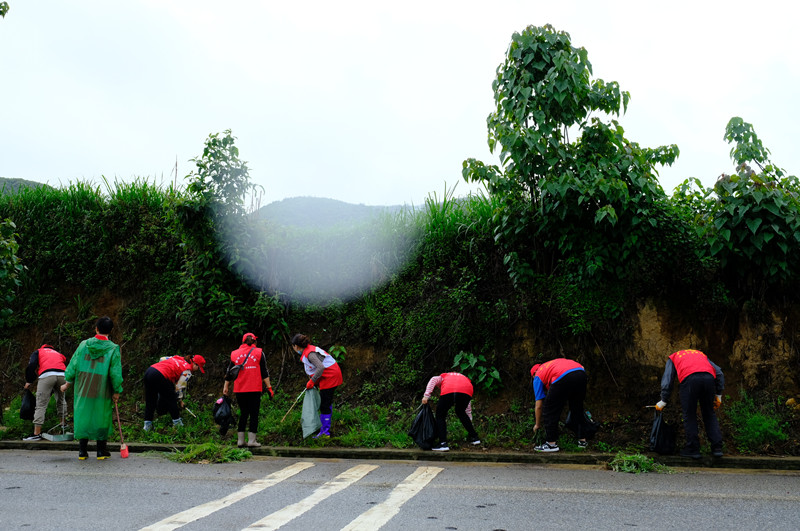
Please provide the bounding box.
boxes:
[115,402,129,458]
[184,407,197,418]
[41,415,74,442]
[281,389,306,423]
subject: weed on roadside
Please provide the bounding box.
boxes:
[607,452,673,474]
[167,442,252,463]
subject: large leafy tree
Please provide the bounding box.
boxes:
[463,24,679,291]
[171,130,286,338]
[673,118,800,299]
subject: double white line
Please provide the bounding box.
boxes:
[140,462,442,531]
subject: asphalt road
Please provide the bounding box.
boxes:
[1,450,799,530]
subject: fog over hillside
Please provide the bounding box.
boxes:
[256,196,415,229]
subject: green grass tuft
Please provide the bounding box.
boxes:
[166,442,252,463]
[608,452,672,474]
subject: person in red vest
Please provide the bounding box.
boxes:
[656,348,724,458]
[422,371,481,452]
[531,358,588,452]
[291,333,343,438]
[23,344,68,441]
[223,332,274,448]
[143,353,206,431]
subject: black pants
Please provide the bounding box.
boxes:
[542,370,587,442]
[436,392,479,443]
[319,387,336,415]
[679,373,722,452]
[144,367,179,421]
[236,392,262,433]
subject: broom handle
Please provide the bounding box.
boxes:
[115,402,125,445]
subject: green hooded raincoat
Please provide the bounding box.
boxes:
[65,337,123,440]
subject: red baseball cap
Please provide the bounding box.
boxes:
[530,364,541,378]
[192,355,206,373]
[242,332,258,342]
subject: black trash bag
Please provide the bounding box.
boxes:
[565,410,599,440]
[213,396,234,436]
[649,411,677,455]
[20,389,35,420]
[408,404,437,450]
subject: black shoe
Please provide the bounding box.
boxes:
[711,448,723,458]
[78,439,89,460]
[23,434,43,441]
[431,442,450,452]
[97,440,111,460]
[467,436,481,446]
[679,449,702,459]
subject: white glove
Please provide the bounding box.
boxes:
[655,400,667,411]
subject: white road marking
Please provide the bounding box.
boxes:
[244,463,379,530]
[340,466,443,531]
[139,461,314,531]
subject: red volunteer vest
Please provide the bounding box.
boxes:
[534,359,584,389]
[439,372,473,396]
[152,356,192,383]
[301,345,343,390]
[37,346,66,375]
[669,349,715,382]
[231,345,264,393]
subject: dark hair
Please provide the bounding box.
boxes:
[245,336,256,346]
[96,316,113,335]
[291,333,309,348]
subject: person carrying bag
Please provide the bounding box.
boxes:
[223,333,274,448]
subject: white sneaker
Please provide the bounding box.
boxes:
[431,442,449,452]
[534,442,560,452]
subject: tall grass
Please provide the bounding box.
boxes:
[0,178,180,295]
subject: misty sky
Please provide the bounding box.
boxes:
[2,0,798,207]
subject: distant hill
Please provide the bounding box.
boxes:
[256,196,414,230]
[0,177,52,194]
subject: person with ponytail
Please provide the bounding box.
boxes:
[291,333,342,438]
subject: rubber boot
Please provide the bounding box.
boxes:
[172,417,184,428]
[237,432,246,448]
[97,439,111,460]
[143,420,153,431]
[247,432,261,448]
[78,438,89,460]
[314,414,331,438]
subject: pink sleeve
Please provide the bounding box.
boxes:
[424,376,442,397]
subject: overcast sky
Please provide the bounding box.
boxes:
[2,0,798,207]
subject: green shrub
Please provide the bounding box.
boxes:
[726,390,788,453]
[452,351,502,397]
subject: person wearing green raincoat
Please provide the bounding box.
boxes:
[61,316,123,460]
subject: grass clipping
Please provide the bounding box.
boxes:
[167,442,252,464]
[607,452,673,474]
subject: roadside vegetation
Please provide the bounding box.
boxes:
[1,24,799,456]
